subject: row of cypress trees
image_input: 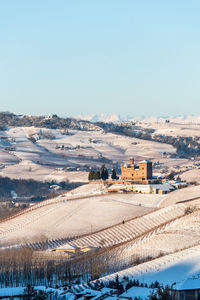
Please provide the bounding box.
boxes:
[88,165,118,181]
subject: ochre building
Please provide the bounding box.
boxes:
[121,158,152,181]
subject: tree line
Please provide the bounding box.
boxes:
[0,237,149,288]
[0,176,82,200]
[0,111,99,131]
[0,247,173,299]
[88,165,118,181]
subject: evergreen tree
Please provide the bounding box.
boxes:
[100,165,109,180]
[23,285,48,299]
[167,172,175,180]
[23,284,35,299]
[93,171,101,180]
[111,168,118,180]
[88,170,95,181]
[148,285,172,300]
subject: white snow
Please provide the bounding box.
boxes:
[121,287,152,299]
[180,169,200,183]
[0,186,154,246]
[0,126,179,182]
[96,244,200,289]
[75,114,200,125]
[159,184,200,207]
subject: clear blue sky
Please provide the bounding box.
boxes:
[0,0,200,117]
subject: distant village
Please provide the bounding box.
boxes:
[88,158,187,194]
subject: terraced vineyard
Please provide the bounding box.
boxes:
[93,243,200,284]
[0,185,154,248]
[0,197,186,252]
[53,203,186,250]
[68,243,200,294]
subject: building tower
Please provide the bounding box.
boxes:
[121,159,152,181]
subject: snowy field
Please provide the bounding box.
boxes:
[116,204,200,263]
[180,168,200,183]
[141,121,200,138]
[100,193,164,208]
[98,244,200,293]
[0,184,156,246]
[0,159,89,182]
[159,184,200,207]
[0,150,19,165]
[1,181,196,250]
[0,125,189,183]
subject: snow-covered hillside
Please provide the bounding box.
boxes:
[0,126,181,182]
[0,184,156,247]
[76,113,200,124]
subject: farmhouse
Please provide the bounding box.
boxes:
[121,158,152,182]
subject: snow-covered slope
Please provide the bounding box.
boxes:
[0,185,154,247]
[0,126,178,181]
[94,244,200,288]
[75,114,200,124]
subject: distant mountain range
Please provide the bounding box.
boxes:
[75,114,200,124]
